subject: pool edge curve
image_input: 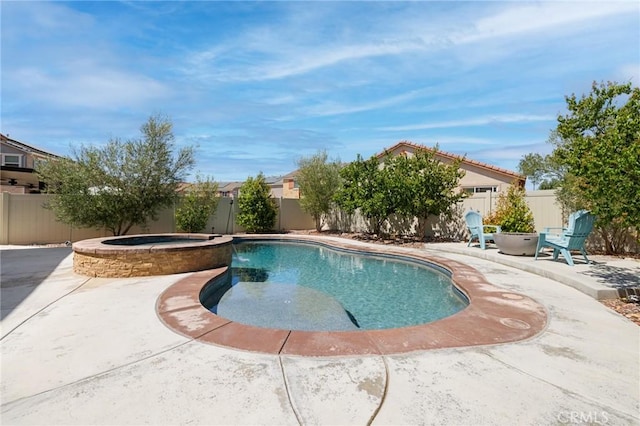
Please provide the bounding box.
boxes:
[156,234,548,356]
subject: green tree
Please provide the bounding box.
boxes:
[236,172,278,233]
[296,150,342,232]
[37,115,194,235]
[518,153,547,190]
[553,81,640,253]
[518,135,566,191]
[334,154,396,236]
[388,150,466,239]
[175,175,219,233]
[485,183,535,233]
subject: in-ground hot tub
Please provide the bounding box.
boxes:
[73,233,233,278]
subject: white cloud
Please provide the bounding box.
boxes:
[455,2,639,44]
[378,114,556,132]
[2,1,95,35]
[303,89,429,117]
[2,1,637,182]
[181,1,639,85]
[7,66,171,110]
[474,143,552,162]
[427,136,502,147]
[617,63,640,83]
[185,38,429,83]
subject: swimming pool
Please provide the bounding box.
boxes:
[157,234,548,356]
[200,240,468,331]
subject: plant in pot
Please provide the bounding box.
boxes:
[485,183,538,255]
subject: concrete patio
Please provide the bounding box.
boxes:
[1,238,639,425]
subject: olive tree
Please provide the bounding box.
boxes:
[236,172,278,233]
[296,150,342,231]
[37,115,194,235]
[175,175,219,233]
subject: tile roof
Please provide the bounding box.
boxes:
[379,140,525,181]
[218,181,243,192]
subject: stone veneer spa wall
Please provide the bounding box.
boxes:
[73,234,233,278]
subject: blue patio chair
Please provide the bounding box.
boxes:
[541,209,583,237]
[534,210,596,266]
[464,210,501,250]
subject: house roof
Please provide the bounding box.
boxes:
[264,175,283,185]
[218,181,243,192]
[0,133,61,158]
[379,140,525,182]
[176,182,193,193]
[282,170,299,180]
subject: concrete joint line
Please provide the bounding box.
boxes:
[367,355,390,426]
[277,356,304,426]
[277,331,292,355]
[483,349,638,420]
[0,339,196,408]
[0,277,92,342]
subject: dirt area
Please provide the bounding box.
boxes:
[600,298,640,326]
[290,229,441,249]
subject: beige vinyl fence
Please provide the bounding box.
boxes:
[461,189,564,233]
[0,194,316,245]
[205,197,316,235]
[1,191,562,245]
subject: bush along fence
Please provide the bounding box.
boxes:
[1,191,637,254]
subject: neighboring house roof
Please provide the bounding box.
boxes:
[282,142,524,185]
[1,133,61,193]
[218,181,243,192]
[264,175,283,186]
[176,182,192,193]
[0,133,61,159]
[379,140,525,183]
[282,170,299,180]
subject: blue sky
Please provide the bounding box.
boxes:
[2,1,638,183]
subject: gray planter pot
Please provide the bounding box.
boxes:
[493,232,539,256]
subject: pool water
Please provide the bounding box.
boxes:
[102,235,211,246]
[200,241,468,331]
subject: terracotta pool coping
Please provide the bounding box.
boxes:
[156,235,548,356]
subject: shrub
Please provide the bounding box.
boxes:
[296,150,342,232]
[485,183,535,233]
[175,175,219,233]
[236,173,278,233]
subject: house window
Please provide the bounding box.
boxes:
[2,154,22,167]
[475,186,497,193]
[463,186,498,194]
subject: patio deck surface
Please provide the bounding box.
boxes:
[1,236,639,425]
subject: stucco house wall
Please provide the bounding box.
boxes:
[282,140,525,200]
[380,141,525,193]
[1,133,60,194]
